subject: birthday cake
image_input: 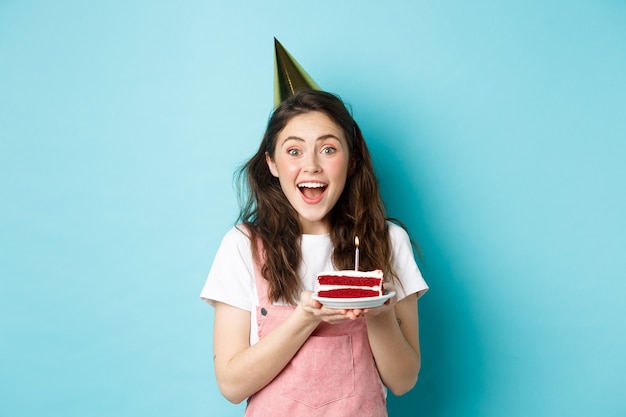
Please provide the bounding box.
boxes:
[316,269,384,298]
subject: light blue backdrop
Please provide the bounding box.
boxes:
[1,1,625,416]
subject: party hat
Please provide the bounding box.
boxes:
[274,38,321,108]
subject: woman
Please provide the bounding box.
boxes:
[201,89,428,416]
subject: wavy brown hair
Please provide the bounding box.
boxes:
[236,90,399,304]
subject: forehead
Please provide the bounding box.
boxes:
[278,111,344,140]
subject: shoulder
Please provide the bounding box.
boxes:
[386,221,416,263]
[210,225,257,268]
[385,221,428,299]
[201,225,257,310]
[386,221,411,246]
[218,224,253,251]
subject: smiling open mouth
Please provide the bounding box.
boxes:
[298,182,327,200]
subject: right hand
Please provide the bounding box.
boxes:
[298,290,364,324]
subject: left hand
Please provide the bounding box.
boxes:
[343,283,398,320]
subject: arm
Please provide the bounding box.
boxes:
[213,302,317,404]
[213,293,356,404]
[364,290,421,395]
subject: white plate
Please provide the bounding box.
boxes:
[312,290,396,309]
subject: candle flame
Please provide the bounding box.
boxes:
[355,236,359,247]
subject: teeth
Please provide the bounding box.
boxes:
[298,182,326,188]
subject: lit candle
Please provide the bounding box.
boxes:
[354,236,360,271]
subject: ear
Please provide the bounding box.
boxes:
[265,152,279,177]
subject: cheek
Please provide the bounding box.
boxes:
[273,158,300,179]
[328,157,350,180]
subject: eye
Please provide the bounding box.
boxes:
[287,148,301,156]
[321,146,337,155]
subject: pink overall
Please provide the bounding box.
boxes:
[244,259,388,417]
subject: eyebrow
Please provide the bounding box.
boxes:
[280,134,341,146]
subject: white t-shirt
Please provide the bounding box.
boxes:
[200,222,428,344]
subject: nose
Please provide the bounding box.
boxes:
[303,152,321,173]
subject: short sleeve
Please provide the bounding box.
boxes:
[200,226,257,312]
[388,222,428,301]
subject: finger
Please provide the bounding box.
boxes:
[320,306,347,315]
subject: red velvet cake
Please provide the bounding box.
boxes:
[316,269,384,298]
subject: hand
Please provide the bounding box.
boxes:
[300,283,398,322]
[360,283,398,318]
[298,291,362,324]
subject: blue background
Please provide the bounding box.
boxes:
[1,1,625,416]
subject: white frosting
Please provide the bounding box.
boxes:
[318,284,382,292]
[317,269,383,278]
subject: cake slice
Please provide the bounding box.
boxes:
[316,269,384,298]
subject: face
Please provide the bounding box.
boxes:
[266,111,351,234]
